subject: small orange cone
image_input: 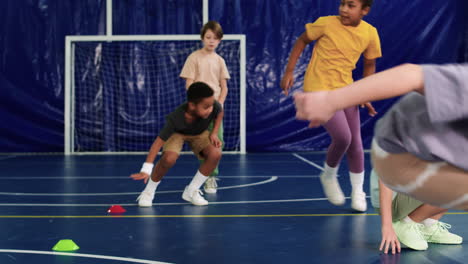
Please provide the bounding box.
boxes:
[107,205,126,214]
[52,239,79,251]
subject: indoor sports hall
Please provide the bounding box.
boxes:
[1,1,467,263]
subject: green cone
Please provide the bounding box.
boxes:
[52,239,80,251]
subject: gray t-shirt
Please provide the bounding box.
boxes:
[158,101,222,141]
[375,63,468,171]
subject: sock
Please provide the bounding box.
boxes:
[143,177,160,193]
[350,171,365,193]
[422,218,438,227]
[402,216,415,224]
[322,163,339,179]
[188,170,208,191]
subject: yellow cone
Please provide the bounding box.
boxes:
[52,239,80,251]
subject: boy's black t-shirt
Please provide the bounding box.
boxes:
[158,101,222,141]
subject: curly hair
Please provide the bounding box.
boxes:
[187,82,214,104]
[360,0,374,8]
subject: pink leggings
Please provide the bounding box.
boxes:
[323,106,364,173]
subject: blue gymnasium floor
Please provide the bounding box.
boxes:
[0,153,466,264]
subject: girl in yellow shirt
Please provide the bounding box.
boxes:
[281,0,382,212]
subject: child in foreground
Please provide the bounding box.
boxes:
[370,169,462,254]
[294,63,468,211]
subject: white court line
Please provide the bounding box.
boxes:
[0,177,277,196]
[292,153,325,171]
[0,195,371,207]
[0,249,172,264]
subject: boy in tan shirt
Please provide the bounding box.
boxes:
[180,21,230,194]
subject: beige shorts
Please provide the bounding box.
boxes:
[375,193,424,222]
[390,193,424,221]
[163,130,211,159]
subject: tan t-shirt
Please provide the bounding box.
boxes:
[180,49,231,99]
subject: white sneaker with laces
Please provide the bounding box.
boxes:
[182,186,208,206]
[421,222,463,244]
[320,173,345,206]
[136,190,155,207]
[204,177,218,194]
[351,190,367,212]
[393,220,428,250]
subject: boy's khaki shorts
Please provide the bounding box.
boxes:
[390,193,424,221]
[163,130,211,159]
[375,193,424,222]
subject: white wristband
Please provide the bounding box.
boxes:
[140,162,154,175]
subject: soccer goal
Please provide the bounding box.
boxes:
[64,35,246,154]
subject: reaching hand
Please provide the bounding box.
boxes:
[293,91,336,127]
[280,72,294,96]
[130,172,150,184]
[380,225,401,254]
[210,134,222,148]
[361,102,378,117]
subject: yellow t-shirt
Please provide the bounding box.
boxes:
[304,16,382,92]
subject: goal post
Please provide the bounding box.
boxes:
[64,35,246,155]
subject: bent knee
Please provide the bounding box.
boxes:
[332,135,352,150]
[161,152,178,167]
[205,148,222,161]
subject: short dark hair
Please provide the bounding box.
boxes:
[201,20,223,39]
[360,0,373,8]
[187,82,214,103]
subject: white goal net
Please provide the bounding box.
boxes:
[65,35,245,154]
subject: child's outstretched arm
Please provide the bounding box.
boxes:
[294,63,424,127]
[379,179,401,255]
[281,32,313,95]
[130,137,165,183]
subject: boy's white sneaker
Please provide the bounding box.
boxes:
[182,186,208,206]
[136,190,154,207]
[320,173,345,206]
[351,190,367,212]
